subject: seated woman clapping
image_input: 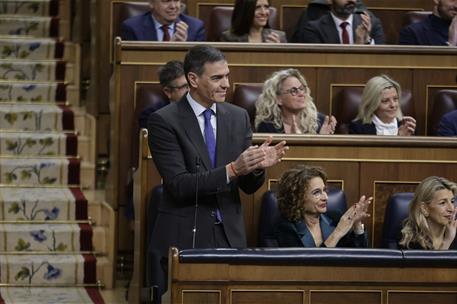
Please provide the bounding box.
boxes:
[399,176,457,250]
[274,165,371,248]
[221,0,287,43]
[349,75,416,135]
[255,69,337,134]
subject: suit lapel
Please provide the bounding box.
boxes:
[322,15,340,43]
[320,215,336,241]
[295,221,316,247]
[142,12,158,40]
[178,97,212,170]
[215,103,231,167]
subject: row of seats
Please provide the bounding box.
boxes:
[135,83,457,135]
[111,2,431,43]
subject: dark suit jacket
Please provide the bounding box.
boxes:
[274,213,368,248]
[399,14,450,46]
[220,28,287,43]
[256,112,325,133]
[147,96,265,257]
[290,1,367,42]
[298,12,384,44]
[349,119,401,135]
[437,110,457,136]
[121,12,205,41]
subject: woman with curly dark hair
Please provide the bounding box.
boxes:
[274,165,371,247]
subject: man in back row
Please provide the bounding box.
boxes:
[121,0,205,41]
[296,0,384,44]
[399,0,457,46]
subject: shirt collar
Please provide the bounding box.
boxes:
[186,92,217,117]
[150,14,176,33]
[330,12,354,28]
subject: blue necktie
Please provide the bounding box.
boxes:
[203,109,222,224]
[203,109,216,168]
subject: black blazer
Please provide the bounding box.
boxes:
[256,112,326,133]
[147,96,265,257]
[298,12,385,44]
[349,119,401,135]
[399,14,450,46]
[274,212,368,248]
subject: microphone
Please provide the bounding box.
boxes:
[192,157,200,248]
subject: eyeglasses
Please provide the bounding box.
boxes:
[309,188,327,199]
[281,86,306,96]
[167,83,189,91]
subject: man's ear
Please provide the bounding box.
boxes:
[187,72,198,88]
[163,87,172,100]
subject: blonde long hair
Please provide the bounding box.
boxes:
[255,69,319,133]
[356,75,403,124]
[399,176,457,249]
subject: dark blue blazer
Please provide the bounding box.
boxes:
[256,112,325,133]
[274,212,368,248]
[121,12,205,41]
[399,15,450,46]
[437,110,457,136]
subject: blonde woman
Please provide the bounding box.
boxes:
[399,176,457,250]
[255,69,336,134]
[349,75,416,135]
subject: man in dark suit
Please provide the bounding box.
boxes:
[297,0,385,44]
[399,0,457,46]
[121,0,205,41]
[147,45,287,299]
[290,0,367,42]
[437,110,457,136]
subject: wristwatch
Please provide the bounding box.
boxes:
[365,37,373,44]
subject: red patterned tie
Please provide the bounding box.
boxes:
[340,22,350,44]
[162,25,170,41]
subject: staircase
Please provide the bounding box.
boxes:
[0,1,114,303]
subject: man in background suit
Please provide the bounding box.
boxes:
[399,0,457,46]
[297,0,384,44]
[437,110,457,136]
[147,45,287,299]
[121,0,205,41]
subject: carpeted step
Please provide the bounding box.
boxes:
[0,287,105,304]
[0,223,92,252]
[0,15,59,38]
[0,38,64,60]
[0,131,77,156]
[0,0,59,17]
[0,253,97,285]
[0,103,74,131]
[0,187,88,221]
[0,158,80,186]
[0,82,66,103]
[0,60,67,81]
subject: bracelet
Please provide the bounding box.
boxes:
[230,162,239,177]
[354,223,365,235]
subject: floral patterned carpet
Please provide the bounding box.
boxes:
[0,1,104,303]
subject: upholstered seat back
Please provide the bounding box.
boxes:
[333,87,415,134]
[428,89,457,135]
[258,188,347,247]
[402,11,432,26]
[207,6,278,41]
[112,1,150,39]
[232,83,263,130]
[381,192,413,249]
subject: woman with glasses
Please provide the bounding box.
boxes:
[349,75,416,135]
[274,165,371,248]
[221,0,286,43]
[255,69,337,134]
[399,176,457,250]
